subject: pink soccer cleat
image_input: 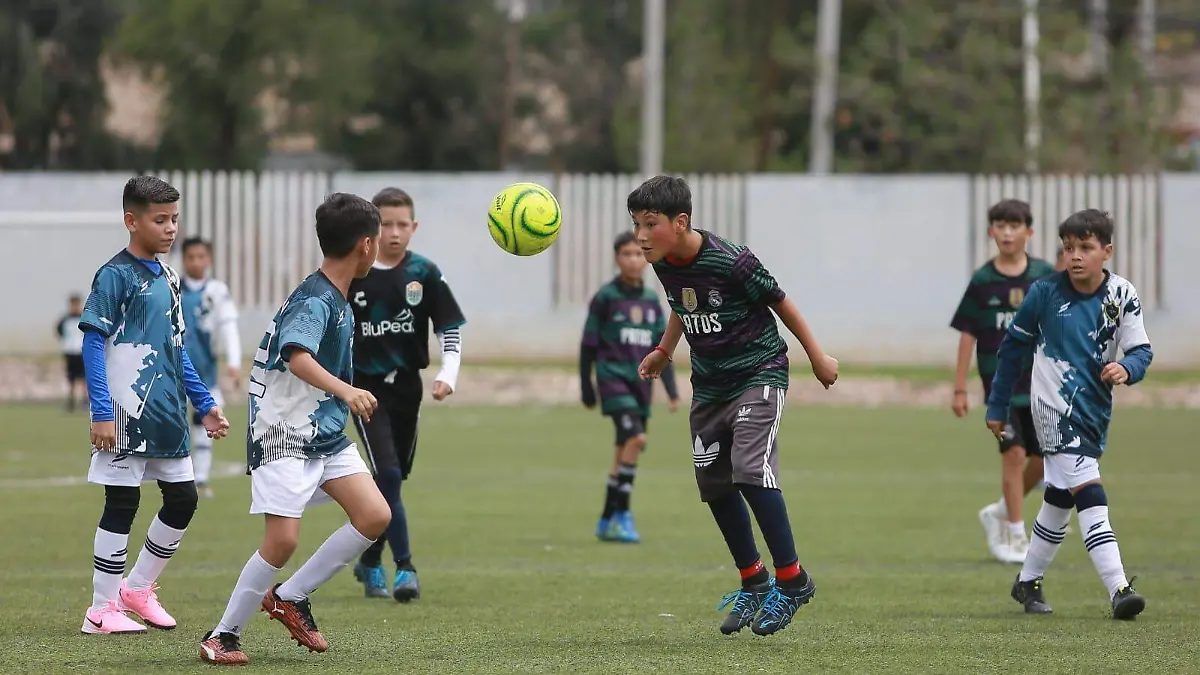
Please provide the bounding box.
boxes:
[117,581,177,630]
[81,600,147,634]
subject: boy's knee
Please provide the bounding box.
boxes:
[1043,485,1074,509]
[99,485,141,534]
[1073,482,1107,511]
[353,493,392,540]
[626,434,647,453]
[157,480,198,529]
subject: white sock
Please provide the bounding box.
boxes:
[126,516,185,591]
[276,523,374,602]
[995,496,1007,513]
[1007,520,1026,538]
[214,551,281,636]
[192,427,213,484]
[92,528,129,609]
[1018,501,1070,582]
[1078,505,1128,598]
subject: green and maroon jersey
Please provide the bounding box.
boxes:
[950,256,1056,405]
[581,278,668,416]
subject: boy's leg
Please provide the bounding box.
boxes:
[120,463,199,629]
[351,402,406,598]
[388,404,422,600]
[727,386,815,635]
[191,389,222,497]
[83,453,149,634]
[604,411,646,542]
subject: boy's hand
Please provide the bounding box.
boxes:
[432,380,453,401]
[1101,362,1130,386]
[340,386,378,421]
[668,397,680,413]
[951,390,969,417]
[202,407,231,439]
[986,418,1006,440]
[811,354,839,389]
[90,420,116,451]
[226,365,241,387]
[639,349,670,380]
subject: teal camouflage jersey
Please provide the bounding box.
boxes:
[581,277,667,416]
[950,257,1056,405]
[651,231,789,405]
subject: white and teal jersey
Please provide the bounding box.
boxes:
[987,271,1153,458]
[182,277,238,388]
[79,250,190,458]
[247,271,354,471]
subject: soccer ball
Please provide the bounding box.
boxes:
[487,182,561,256]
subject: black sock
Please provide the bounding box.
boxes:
[602,477,620,519]
[615,463,637,512]
[707,491,761,571]
[360,539,385,568]
[396,558,415,572]
[739,485,799,571]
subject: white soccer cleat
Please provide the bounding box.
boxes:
[999,531,1029,564]
[978,503,1005,560]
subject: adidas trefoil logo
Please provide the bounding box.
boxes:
[735,406,752,423]
[692,436,720,468]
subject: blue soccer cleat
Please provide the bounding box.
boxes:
[717,581,771,634]
[610,511,640,543]
[751,575,816,636]
[596,516,616,541]
[393,568,420,603]
[353,562,390,599]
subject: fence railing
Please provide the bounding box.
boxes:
[136,171,1162,312]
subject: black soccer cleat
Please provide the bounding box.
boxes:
[1010,575,1053,614]
[750,574,816,636]
[716,581,771,635]
[1111,577,1146,621]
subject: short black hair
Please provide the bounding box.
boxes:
[1058,209,1114,247]
[123,175,180,212]
[372,187,414,211]
[181,236,211,254]
[627,175,692,220]
[987,199,1033,227]
[613,231,637,253]
[68,293,83,302]
[315,192,381,258]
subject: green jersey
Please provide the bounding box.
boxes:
[580,277,668,416]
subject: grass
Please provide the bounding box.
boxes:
[0,402,1197,674]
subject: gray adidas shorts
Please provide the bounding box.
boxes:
[690,385,786,502]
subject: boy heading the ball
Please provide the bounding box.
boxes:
[200,193,391,665]
[633,175,838,636]
[348,187,466,602]
[987,209,1151,620]
[580,231,680,543]
[949,199,1055,564]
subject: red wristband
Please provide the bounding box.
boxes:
[654,345,672,361]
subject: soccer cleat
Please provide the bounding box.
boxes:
[595,516,615,541]
[261,584,329,653]
[1111,577,1146,621]
[200,630,250,665]
[1010,575,1053,614]
[198,483,215,499]
[352,563,390,599]
[117,580,176,629]
[81,600,147,634]
[716,581,771,635]
[392,569,420,603]
[610,511,641,543]
[751,575,817,636]
[978,503,1006,562]
[997,531,1029,565]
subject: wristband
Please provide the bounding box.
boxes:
[654,345,672,362]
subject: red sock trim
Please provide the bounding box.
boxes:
[775,561,802,581]
[739,560,765,580]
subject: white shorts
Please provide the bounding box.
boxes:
[249,444,369,518]
[88,451,195,487]
[1043,453,1102,490]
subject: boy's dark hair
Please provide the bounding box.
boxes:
[123,176,180,212]
[181,236,211,254]
[316,193,381,258]
[987,199,1033,227]
[627,175,692,220]
[1058,209,1114,246]
[372,187,414,212]
[613,231,638,253]
[68,293,83,303]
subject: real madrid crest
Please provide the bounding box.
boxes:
[708,289,723,308]
[405,281,424,306]
[630,306,644,325]
[1104,300,1120,323]
[1009,288,1025,307]
[681,288,698,312]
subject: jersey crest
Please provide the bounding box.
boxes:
[708,289,723,308]
[405,281,423,306]
[681,287,698,312]
[1009,288,1025,307]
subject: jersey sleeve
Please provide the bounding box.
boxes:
[427,266,466,333]
[581,292,605,349]
[949,282,980,335]
[79,266,130,337]
[731,249,786,305]
[1117,282,1150,352]
[276,295,331,360]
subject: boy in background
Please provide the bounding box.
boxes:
[581,231,680,544]
[950,199,1055,564]
[56,293,86,412]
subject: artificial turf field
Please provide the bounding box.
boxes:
[0,402,1196,674]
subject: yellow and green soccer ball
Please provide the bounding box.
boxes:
[487,182,561,256]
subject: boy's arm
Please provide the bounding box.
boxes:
[181,347,217,415]
[770,297,829,361]
[215,282,242,372]
[985,282,1045,422]
[55,316,64,337]
[948,284,979,399]
[953,332,976,395]
[427,266,467,392]
[82,330,112,421]
[657,311,684,354]
[287,349,353,399]
[660,363,679,399]
[580,295,604,405]
[1114,282,1153,385]
[78,267,129,423]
